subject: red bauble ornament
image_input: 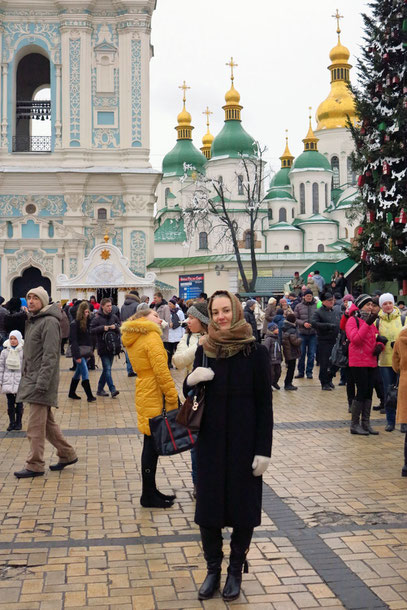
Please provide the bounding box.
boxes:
[384,135,391,142]
[395,216,400,223]
[383,52,390,62]
[360,127,366,135]
[400,209,407,224]
[380,185,387,192]
[382,161,390,175]
[358,175,365,187]
[368,210,375,222]
[361,249,368,261]
[357,226,363,235]
[392,76,400,86]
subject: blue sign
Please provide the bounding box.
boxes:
[179,274,204,300]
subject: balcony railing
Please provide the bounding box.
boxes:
[12,136,52,152]
[16,100,51,121]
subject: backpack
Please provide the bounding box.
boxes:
[103,328,121,356]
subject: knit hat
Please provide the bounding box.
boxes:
[343,294,354,302]
[303,289,313,296]
[286,313,296,324]
[321,291,334,301]
[169,297,178,305]
[137,302,149,312]
[268,322,278,331]
[245,299,257,308]
[355,293,373,310]
[8,330,22,344]
[268,297,276,305]
[379,292,395,308]
[187,301,209,326]
[26,286,49,309]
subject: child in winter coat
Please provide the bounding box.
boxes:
[281,313,302,391]
[263,322,282,390]
[0,330,24,431]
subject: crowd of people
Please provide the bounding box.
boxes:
[1,276,407,602]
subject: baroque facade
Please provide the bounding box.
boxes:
[0,0,159,302]
[151,19,360,296]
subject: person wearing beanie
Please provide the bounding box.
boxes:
[312,292,339,390]
[0,330,24,431]
[244,300,258,340]
[14,288,78,478]
[120,292,142,376]
[281,313,302,390]
[293,289,317,379]
[345,294,383,436]
[262,297,277,335]
[290,271,304,296]
[263,322,282,390]
[172,300,210,498]
[377,292,406,431]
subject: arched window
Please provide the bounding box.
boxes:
[300,183,305,214]
[6,221,13,238]
[344,227,349,238]
[199,231,208,249]
[284,245,289,251]
[268,208,273,221]
[164,187,170,205]
[324,183,328,207]
[331,156,340,188]
[279,207,287,222]
[237,175,244,195]
[312,183,319,214]
[245,230,252,249]
[98,208,107,220]
[48,221,54,238]
[292,208,295,218]
[347,156,356,185]
[317,244,325,252]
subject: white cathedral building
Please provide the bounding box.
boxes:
[0,1,360,303]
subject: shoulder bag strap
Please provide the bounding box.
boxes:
[162,395,167,416]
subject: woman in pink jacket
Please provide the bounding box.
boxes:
[345,294,384,436]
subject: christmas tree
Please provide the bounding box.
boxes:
[348,0,407,282]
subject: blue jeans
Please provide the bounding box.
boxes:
[98,354,116,393]
[297,334,317,377]
[380,366,398,426]
[125,350,134,375]
[73,357,89,381]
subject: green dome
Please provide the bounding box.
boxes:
[291,150,331,171]
[270,167,291,190]
[264,188,295,201]
[210,120,256,160]
[162,140,207,177]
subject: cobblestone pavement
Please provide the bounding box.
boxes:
[0,358,406,609]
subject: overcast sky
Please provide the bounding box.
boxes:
[150,0,368,176]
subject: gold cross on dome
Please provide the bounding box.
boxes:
[178,80,190,103]
[332,8,344,35]
[308,106,312,121]
[226,57,238,82]
[203,106,213,127]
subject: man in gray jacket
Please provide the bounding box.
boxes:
[294,290,317,379]
[14,287,78,479]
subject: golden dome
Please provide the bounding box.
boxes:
[176,81,194,140]
[315,13,357,131]
[225,83,241,106]
[201,106,214,159]
[279,131,294,168]
[303,110,319,151]
[223,57,243,121]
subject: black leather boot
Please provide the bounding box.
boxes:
[14,403,24,431]
[402,432,407,477]
[140,437,174,508]
[68,378,81,399]
[198,527,223,600]
[222,527,253,602]
[7,404,15,431]
[350,400,369,435]
[82,380,96,402]
[361,400,379,435]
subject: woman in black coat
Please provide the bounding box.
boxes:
[4,298,27,338]
[185,290,273,602]
[68,301,96,402]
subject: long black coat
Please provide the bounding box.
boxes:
[187,344,273,529]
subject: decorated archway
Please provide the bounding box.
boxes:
[12,266,51,299]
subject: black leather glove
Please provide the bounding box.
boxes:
[376,335,388,345]
[391,341,395,348]
[373,344,384,356]
[366,313,378,325]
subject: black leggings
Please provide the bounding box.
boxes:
[349,367,375,401]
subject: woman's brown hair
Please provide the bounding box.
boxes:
[76,301,90,332]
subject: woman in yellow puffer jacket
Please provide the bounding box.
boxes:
[377,293,406,432]
[122,306,178,508]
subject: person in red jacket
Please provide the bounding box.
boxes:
[345,294,385,436]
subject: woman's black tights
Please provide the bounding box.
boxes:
[141,434,159,492]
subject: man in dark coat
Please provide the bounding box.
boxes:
[90,297,121,397]
[312,292,339,390]
[120,291,140,376]
[294,290,317,379]
[335,272,348,297]
[244,300,258,340]
[0,298,8,350]
[14,287,78,478]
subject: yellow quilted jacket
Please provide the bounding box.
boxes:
[378,307,405,367]
[121,318,178,435]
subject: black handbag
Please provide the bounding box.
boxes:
[385,381,399,411]
[329,331,349,368]
[65,345,93,359]
[149,397,198,456]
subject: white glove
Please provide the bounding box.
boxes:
[161,320,169,329]
[187,367,215,386]
[252,455,270,477]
